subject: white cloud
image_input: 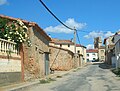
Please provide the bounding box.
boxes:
[44,18,86,33]
[104,31,114,38]
[84,31,114,39]
[86,44,94,49]
[0,0,8,5]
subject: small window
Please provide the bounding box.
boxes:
[93,58,96,60]
[60,44,62,47]
[68,44,70,47]
[92,53,95,56]
[101,56,104,59]
[101,50,104,52]
[87,59,89,62]
[77,50,80,53]
[35,47,37,51]
[87,54,89,56]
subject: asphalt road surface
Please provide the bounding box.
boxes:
[21,63,120,91]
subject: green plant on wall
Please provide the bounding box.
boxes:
[0,18,31,47]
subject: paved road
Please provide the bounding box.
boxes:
[21,63,120,91]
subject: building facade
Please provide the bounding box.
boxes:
[103,35,114,65]
[113,32,120,68]
[86,49,98,62]
[0,15,51,82]
[50,38,87,65]
[94,37,105,62]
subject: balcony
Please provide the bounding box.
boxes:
[0,38,20,57]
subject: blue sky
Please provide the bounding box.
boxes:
[0,0,120,49]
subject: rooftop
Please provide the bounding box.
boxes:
[0,14,51,41]
[51,39,86,48]
[50,38,74,45]
[86,49,98,53]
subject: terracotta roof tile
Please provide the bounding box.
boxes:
[0,14,51,41]
[50,38,74,44]
[76,44,86,48]
[86,49,98,53]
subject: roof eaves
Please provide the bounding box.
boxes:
[0,14,51,41]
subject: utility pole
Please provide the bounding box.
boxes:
[74,27,77,68]
[74,27,76,54]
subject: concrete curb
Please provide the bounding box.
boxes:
[1,80,40,91]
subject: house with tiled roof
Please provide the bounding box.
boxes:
[103,35,115,65]
[86,49,98,62]
[50,38,86,54]
[49,38,87,67]
[0,15,51,85]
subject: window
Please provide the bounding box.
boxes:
[101,50,104,54]
[101,56,104,59]
[68,44,70,47]
[87,54,89,56]
[77,50,80,53]
[35,46,38,51]
[92,53,96,56]
[93,58,96,60]
[87,59,89,62]
[60,44,62,47]
[101,50,104,52]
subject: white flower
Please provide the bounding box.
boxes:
[15,27,18,30]
[23,26,28,30]
[16,31,19,34]
[20,34,22,37]
[23,39,26,42]
[8,39,11,41]
[4,34,7,37]
[17,19,24,26]
[8,36,10,39]
[19,37,21,40]
[20,40,22,42]
[25,33,28,38]
[9,32,12,34]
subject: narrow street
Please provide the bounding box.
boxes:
[20,63,120,91]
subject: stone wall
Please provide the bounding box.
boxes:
[49,46,74,71]
[22,26,50,81]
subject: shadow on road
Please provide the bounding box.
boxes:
[92,62,112,69]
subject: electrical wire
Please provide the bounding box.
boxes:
[39,0,74,30]
[76,30,81,45]
[39,0,115,46]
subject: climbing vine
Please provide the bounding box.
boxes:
[0,18,31,46]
